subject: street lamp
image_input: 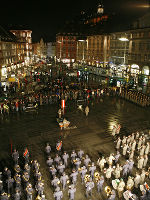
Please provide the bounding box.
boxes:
[119,37,129,65]
[78,39,86,62]
[57,41,62,62]
[118,37,129,85]
[119,38,129,42]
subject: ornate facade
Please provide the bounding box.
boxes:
[56,33,77,66]
[86,35,110,67]
[10,29,32,65]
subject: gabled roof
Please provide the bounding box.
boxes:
[0,25,17,42]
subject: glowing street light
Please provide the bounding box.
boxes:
[119,38,129,42]
[118,37,129,65]
[77,39,87,61]
[57,41,62,61]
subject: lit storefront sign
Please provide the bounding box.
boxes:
[142,66,149,75]
[61,59,75,63]
[1,67,7,76]
[131,64,139,75]
[61,59,70,63]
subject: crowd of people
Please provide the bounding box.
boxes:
[0,83,115,116]
[0,146,47,200]
[1,76,150,116]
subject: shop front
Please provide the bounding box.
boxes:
[138,66,149,87]
[142,66,149,86]
[130,64,140,86]
[1,66,7,82]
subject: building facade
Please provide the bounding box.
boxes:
[0,26,18,83]
[109,32,130,78]
[128,28,150,85]
[32,38,47,62]
[76,38,87,63]
[86,34,110,67]
[0,26,34,87]
[47,42,56,58]
[10,29,32,65]
[56,33,77,67]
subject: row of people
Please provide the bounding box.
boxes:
[115,131,150,170]
[120,89,150,107]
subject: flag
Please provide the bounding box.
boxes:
[24,148,28,157]
[56,141,62,151]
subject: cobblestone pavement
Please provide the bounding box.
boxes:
[0,96,150,199]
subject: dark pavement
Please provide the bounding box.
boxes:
[0,96,150,199]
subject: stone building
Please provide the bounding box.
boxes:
[86,34,110,67]
[56,33,77,67]
[10,29,32,65]
[0,26,18,82]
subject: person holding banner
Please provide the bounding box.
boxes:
[23,147,29,164]
[56,140,62,153]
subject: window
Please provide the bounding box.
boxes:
[144,32,148,37]
[27,32,31,37]
[132,42,135,50]
[144,54,147,61]
[138,54,141,61]
[140,32,144,37]
[147,43,150,50]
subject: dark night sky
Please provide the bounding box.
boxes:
[1,0,149,42]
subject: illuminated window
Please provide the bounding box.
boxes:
[27,32,31,37]
[146,42,150,50]
[144,54,147,61]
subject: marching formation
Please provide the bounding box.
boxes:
[45,141,98,200]
[96,131,150,199]
[120,88,150,107]
[0,130,150,199]
[45,130,150,200]
[109,130,150,199]
[0,147,46,200]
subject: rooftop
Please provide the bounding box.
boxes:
[0,25,17,42]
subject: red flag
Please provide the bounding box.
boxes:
[23,148,28,157]
[56,141,62,151]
